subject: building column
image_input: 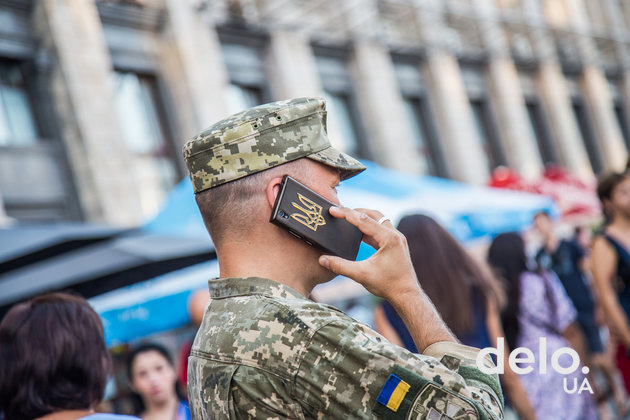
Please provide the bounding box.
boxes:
[349,41,424,174]
[473,0,542,180]
[159,0,230,146]
[566,0,628,171]
[414,0,489,183]
[580,67,629,171]
[536,64,593,178]
[33,0,143,225]
[604,0,630,166]
[265,31,322,99]
[342,0,423,174]
[522,0,593,179]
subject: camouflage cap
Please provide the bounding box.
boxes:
[182,97,366,193]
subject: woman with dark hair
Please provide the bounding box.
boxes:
[487,232,596,420]
[592,171,630,394]
[126,343,190,420]
[373,214,536,420]
[0,292,138,420]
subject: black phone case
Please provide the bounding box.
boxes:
[270,175,362,261]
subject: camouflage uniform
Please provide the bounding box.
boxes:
[188,277,504,419]
[184,98,504,419]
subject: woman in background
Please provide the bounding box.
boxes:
[488,232,596,420]
[0,292,138,420]
[127,343,190,420]
[373,214,536,420]
[592,171,630,394]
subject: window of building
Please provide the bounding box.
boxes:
[609,79,630,152]
[614,102,630,151]
[315,53,367,158]
[221,42,267,114]
[0,59,81,222]
[402,98,438,175]
[321,91,360,156]
[525,101,557,165]
[571,100,603,174]
[469,99,500,171]
[461,65,504,171]
[564,76,603,173]
[518,71,557,165]
[0,61,39,146]
[225,83,263,114]
[114,71,177,217]
[392,60,444,176]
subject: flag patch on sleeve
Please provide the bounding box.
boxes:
[376,374,411,412]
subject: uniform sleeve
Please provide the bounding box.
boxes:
[293,319,504,419]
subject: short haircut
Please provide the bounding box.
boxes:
[0,293,110,420]
[195,158,310,245]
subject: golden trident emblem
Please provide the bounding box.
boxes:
[290,193,327,231]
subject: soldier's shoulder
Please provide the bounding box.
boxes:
[192,295,360,377]
[273,296,353,330]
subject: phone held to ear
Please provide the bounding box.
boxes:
[270,175,362,261]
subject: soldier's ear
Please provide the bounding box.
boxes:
[265,177,284,208]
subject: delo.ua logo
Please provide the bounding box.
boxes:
[476,337,593,394]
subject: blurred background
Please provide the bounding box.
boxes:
[0,0,628,227]
[1,0,630,415]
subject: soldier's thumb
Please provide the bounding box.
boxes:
[319,255,354,278]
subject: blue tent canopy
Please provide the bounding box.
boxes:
[142,178,209,240]
[93,161,558,345]
[340,161,558,243]
[91,260,219,347]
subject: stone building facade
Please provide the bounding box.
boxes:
[0,0,629,226]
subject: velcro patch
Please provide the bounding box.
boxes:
[373,364,481,420]
[377,374,411,412]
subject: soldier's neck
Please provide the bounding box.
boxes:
[217,241,322,297]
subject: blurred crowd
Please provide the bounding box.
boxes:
[1,168,629,420]
[373,168,630,420]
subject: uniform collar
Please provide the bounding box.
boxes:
[208,277,306,300]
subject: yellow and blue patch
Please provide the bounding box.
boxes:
[376,374,411,412]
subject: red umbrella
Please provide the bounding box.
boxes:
[488,165,600,221]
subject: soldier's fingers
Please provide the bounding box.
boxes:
[329,207,391,248]
[354,208,394,228]
[319,254,365,279]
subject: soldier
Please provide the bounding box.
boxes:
[183,97,504,419]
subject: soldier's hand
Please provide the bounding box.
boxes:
[318,206,421,302]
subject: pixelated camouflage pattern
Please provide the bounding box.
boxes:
[182,97,366,193]
[188,277,504,420]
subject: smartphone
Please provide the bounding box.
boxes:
[270,175,363,260]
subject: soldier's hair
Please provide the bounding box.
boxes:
[195,158,311,245]
[0,292,111,420]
